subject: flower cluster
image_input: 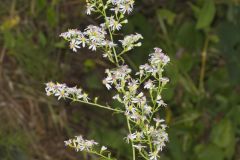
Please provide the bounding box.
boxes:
[47,0,171,159]
[64,135,98,152]
[102,48,170,159]
[127,119,168,160]
[86,0,135,15]
[120,33,143,51]
[137,48,170,78]
[110,0,135,14]
[45,82,89,102]
[60,25,107,52]
[150,48,170,66]
[64,135,113,159]
[103,65,132,90]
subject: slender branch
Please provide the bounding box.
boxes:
[99,0,119,65]
[68,97,124,113]
[126,117,136,160]
[90,151,113,160]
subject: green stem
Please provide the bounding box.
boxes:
[90,151,113,160]
[126,117,136,160]
[139,151,148,160]
[68,97,124,113]
[99,0,119,65]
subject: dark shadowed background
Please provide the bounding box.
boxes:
[0,0,240,160]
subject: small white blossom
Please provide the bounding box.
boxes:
[110,0,135,14]
[160,77,169,85]
[126,133,137,143]
[133,144,146,151]
[86,3,95,15]
[64,135,98,152]
[107,16,122,31]
[101,146,107,152]
[103,76,113,90]
[119,33,143,51]
[45,82,89,102]
[149,151,159,160]
[70,39,81,52]
[143,105,152,115]
[60,29,81,40]
[156,95,167,107]
[149,48,170,66]
[144,80,155,89]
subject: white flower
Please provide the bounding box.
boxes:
[107,16,122,31]
[153,118,165,124]
[160,77,169,85]
[153,118,165,127]
[149,151,159,160]
[125,105,137,115]
[101,146,107,152]
[85,25,106,42]
[150,126,168,152]
[60,29,81,40]
[77,33,87,47]
[156,95,167,107]
[105,40,117,48]
[86,3,94,15]
[65,135,98,152]
[149,48,170,66]
[131,92,146,105]
[103,76,113,90]
[143,105,152,115]
[64,139,72,146]
[110,0,135,14]
[55,89,69,100]
[45,82,56,95]
[119,33,143,51]
[88,41,97,51]
[119,0,134,14]
[82,93,90,102]
[127,79,139,91]
[45,82,91,102]
[133,144,146,151]
[127,133,137,143]
[70,39,81,52]
[144,80,155,89]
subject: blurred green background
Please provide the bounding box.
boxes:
[0,0,240,159]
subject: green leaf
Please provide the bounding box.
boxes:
[176,22,203,51]
[157,9,176,25]
[196,0,216,29]
[211,119,235,149]
[168,129,186,160]
[47,7,58,27]
[38,32,47,47]
[195,144,224,160]
[188,2,201,19]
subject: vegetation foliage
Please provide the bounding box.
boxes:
[0,0,240,160]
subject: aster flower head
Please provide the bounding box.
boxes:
[110,0,135,14]
[149,48,170,66]
[70,39,81,52]
[144,79,155,90]
[126,132,137,143]
[119,33,143,51]
[64,135,98,152]
[133,144,146,151]
[86,3,95,15]
[107,16,122,31]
